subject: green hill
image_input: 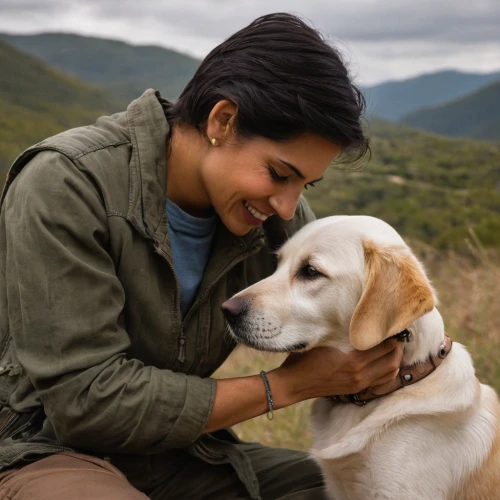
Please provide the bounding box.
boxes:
[364,70,500,121]
[304,119,500,250]
[0,32,200,105]
[401,81,500,141]
[0,38,498,251]
[0,40,119,175]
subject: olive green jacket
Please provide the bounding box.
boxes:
[0,90,315,490]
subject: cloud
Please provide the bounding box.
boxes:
[1,0,65,13]
[312,0,500,44]
[0,0,499,84]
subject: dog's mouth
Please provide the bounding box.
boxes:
[230,329,308,353]
[222,299,309,353]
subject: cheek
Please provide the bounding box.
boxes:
[285,284,344,336]
[211,172,268,203]
[207,156,274,196]
[263,285,331,342]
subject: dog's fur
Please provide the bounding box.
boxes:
[224,216,500,500]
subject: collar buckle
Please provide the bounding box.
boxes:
[347,393,367,406]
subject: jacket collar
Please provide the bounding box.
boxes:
[125,89,263,255]
[126,89,170,241]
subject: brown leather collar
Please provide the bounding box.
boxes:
[330,334,453,406]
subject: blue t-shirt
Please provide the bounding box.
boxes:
[166,199,217,316]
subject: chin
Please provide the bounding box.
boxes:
[226,219,255,237]
[219,206,260,236]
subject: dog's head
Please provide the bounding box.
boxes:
[222,216,436,352]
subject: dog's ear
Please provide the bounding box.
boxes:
[349,241,436,350]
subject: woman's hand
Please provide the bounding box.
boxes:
[269,339,404,407]
[205,339,403,433]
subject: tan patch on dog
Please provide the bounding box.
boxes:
[459,401,500,500]
[350,240,436,350]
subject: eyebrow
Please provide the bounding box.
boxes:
[277,157,324,184]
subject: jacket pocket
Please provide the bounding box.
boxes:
[0,339,24,406]
[0,406,43,442]
[0,407,20,440]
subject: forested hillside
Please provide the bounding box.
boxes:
[401,81,500,140]
[0,32,200,105]
[1,39,499,251]
[0,40,119,175]
[304,120,500,249]
[4,32,500,142]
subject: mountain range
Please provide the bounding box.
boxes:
[401,80,500,140]
[0,32,200,105]
[363,70,500,121]
[0,32,499,250]
[0,39,119,174]
[2,32,500,142]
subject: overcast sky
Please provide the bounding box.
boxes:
[1,0,499,85]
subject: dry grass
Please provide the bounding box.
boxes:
[214,239,500,451]
[412,238,500,390]
[214,348,314,450]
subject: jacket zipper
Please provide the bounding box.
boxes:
[178,240,263,364]
[153,244,184,361]
[155,233,263,364]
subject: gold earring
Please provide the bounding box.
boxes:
[211,138,218,147]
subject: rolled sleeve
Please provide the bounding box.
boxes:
[159,374,217,448]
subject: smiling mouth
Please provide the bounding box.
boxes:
[244,201,270,222]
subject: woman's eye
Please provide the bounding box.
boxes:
[304,182,316,190]
[268,165,290,182]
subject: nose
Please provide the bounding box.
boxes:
[269,189,301,221]
[221,297,249,320]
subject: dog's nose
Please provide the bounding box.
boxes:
[221,297,248,319]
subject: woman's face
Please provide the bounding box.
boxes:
[200,133,342,236]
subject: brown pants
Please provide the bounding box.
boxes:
[0,447,327,500]
[0,453,146,500]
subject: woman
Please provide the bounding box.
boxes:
[0,13,403,499]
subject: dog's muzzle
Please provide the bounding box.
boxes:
[221,297,251,341]
[221,296,248,321]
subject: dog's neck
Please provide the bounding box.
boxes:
[402,307,446,366]
[327,308,450,406]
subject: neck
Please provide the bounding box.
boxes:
[167,125,213,217]
[402,307,445,366]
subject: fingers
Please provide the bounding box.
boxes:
[348,340,397,374]
[370,369,400,388]
[279,341,405,399]
[372,342,403,375]
[358,338,401,362]
[352,342,404,391]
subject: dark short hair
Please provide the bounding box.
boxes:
[167,12,368,162]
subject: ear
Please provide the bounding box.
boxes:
[205,99,238,142]
[349,240,436,350]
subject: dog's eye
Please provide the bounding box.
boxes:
[307,266,319,276]
[299,265,322,279]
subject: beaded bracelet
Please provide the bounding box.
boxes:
[260,370,274,420]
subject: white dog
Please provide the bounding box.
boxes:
[223,215,500,500]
